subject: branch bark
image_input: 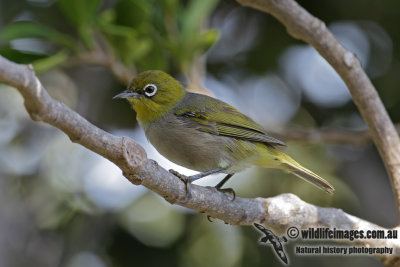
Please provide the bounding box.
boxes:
[0,54,399,263]
[237,0,400,220]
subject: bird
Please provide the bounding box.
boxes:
[113,70,334,199]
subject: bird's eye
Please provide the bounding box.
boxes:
[143,84,157,97]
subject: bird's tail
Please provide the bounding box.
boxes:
[256,146,334,194]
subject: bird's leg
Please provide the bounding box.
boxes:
[215,174,236,201]
[169,167,227,199]
[206,174,236,220]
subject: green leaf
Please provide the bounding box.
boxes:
[127,38,152,62]
[98,21,137,38]
[0,22,77,51]
[0,47,46,64]
[98,17,153,65]
[163,0,179,11]
[115,0,150,28]
[57,0,103,48]
[32,50,69,73]
[197,29,219,52]
[165,29,218,70]
[98,9,115,24]
[181,0,218,39]
[77,24,95,49]
[57,0,102,26]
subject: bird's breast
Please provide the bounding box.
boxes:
[143,115,223,171]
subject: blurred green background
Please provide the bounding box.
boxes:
[0,0,399,266]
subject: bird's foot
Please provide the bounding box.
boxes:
[169,169,192,200]
[216,187,236,201]
[200,211,215,222]
[206,185,236,201]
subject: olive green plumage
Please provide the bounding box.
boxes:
[114,70,334,195]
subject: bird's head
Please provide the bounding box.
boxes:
[113,70,186,124]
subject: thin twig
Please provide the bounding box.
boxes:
[68,50,135,85]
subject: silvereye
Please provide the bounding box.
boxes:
[114,70,334,198]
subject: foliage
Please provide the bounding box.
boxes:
[0,0,219,75]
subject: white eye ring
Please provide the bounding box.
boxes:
[143,83,157,97]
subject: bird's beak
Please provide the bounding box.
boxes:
[113,89,140,99]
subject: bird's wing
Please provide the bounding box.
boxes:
[174,93,286,146]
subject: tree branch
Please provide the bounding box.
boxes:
[237,0,400,220]
[0,54,399,263]
[68,50,136,85]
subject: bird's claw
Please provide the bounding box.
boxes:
[216,187,236,201]
[169,169,184,179]
[169,169,192,200]
[200,211,214,222]
[205,185,236,201]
